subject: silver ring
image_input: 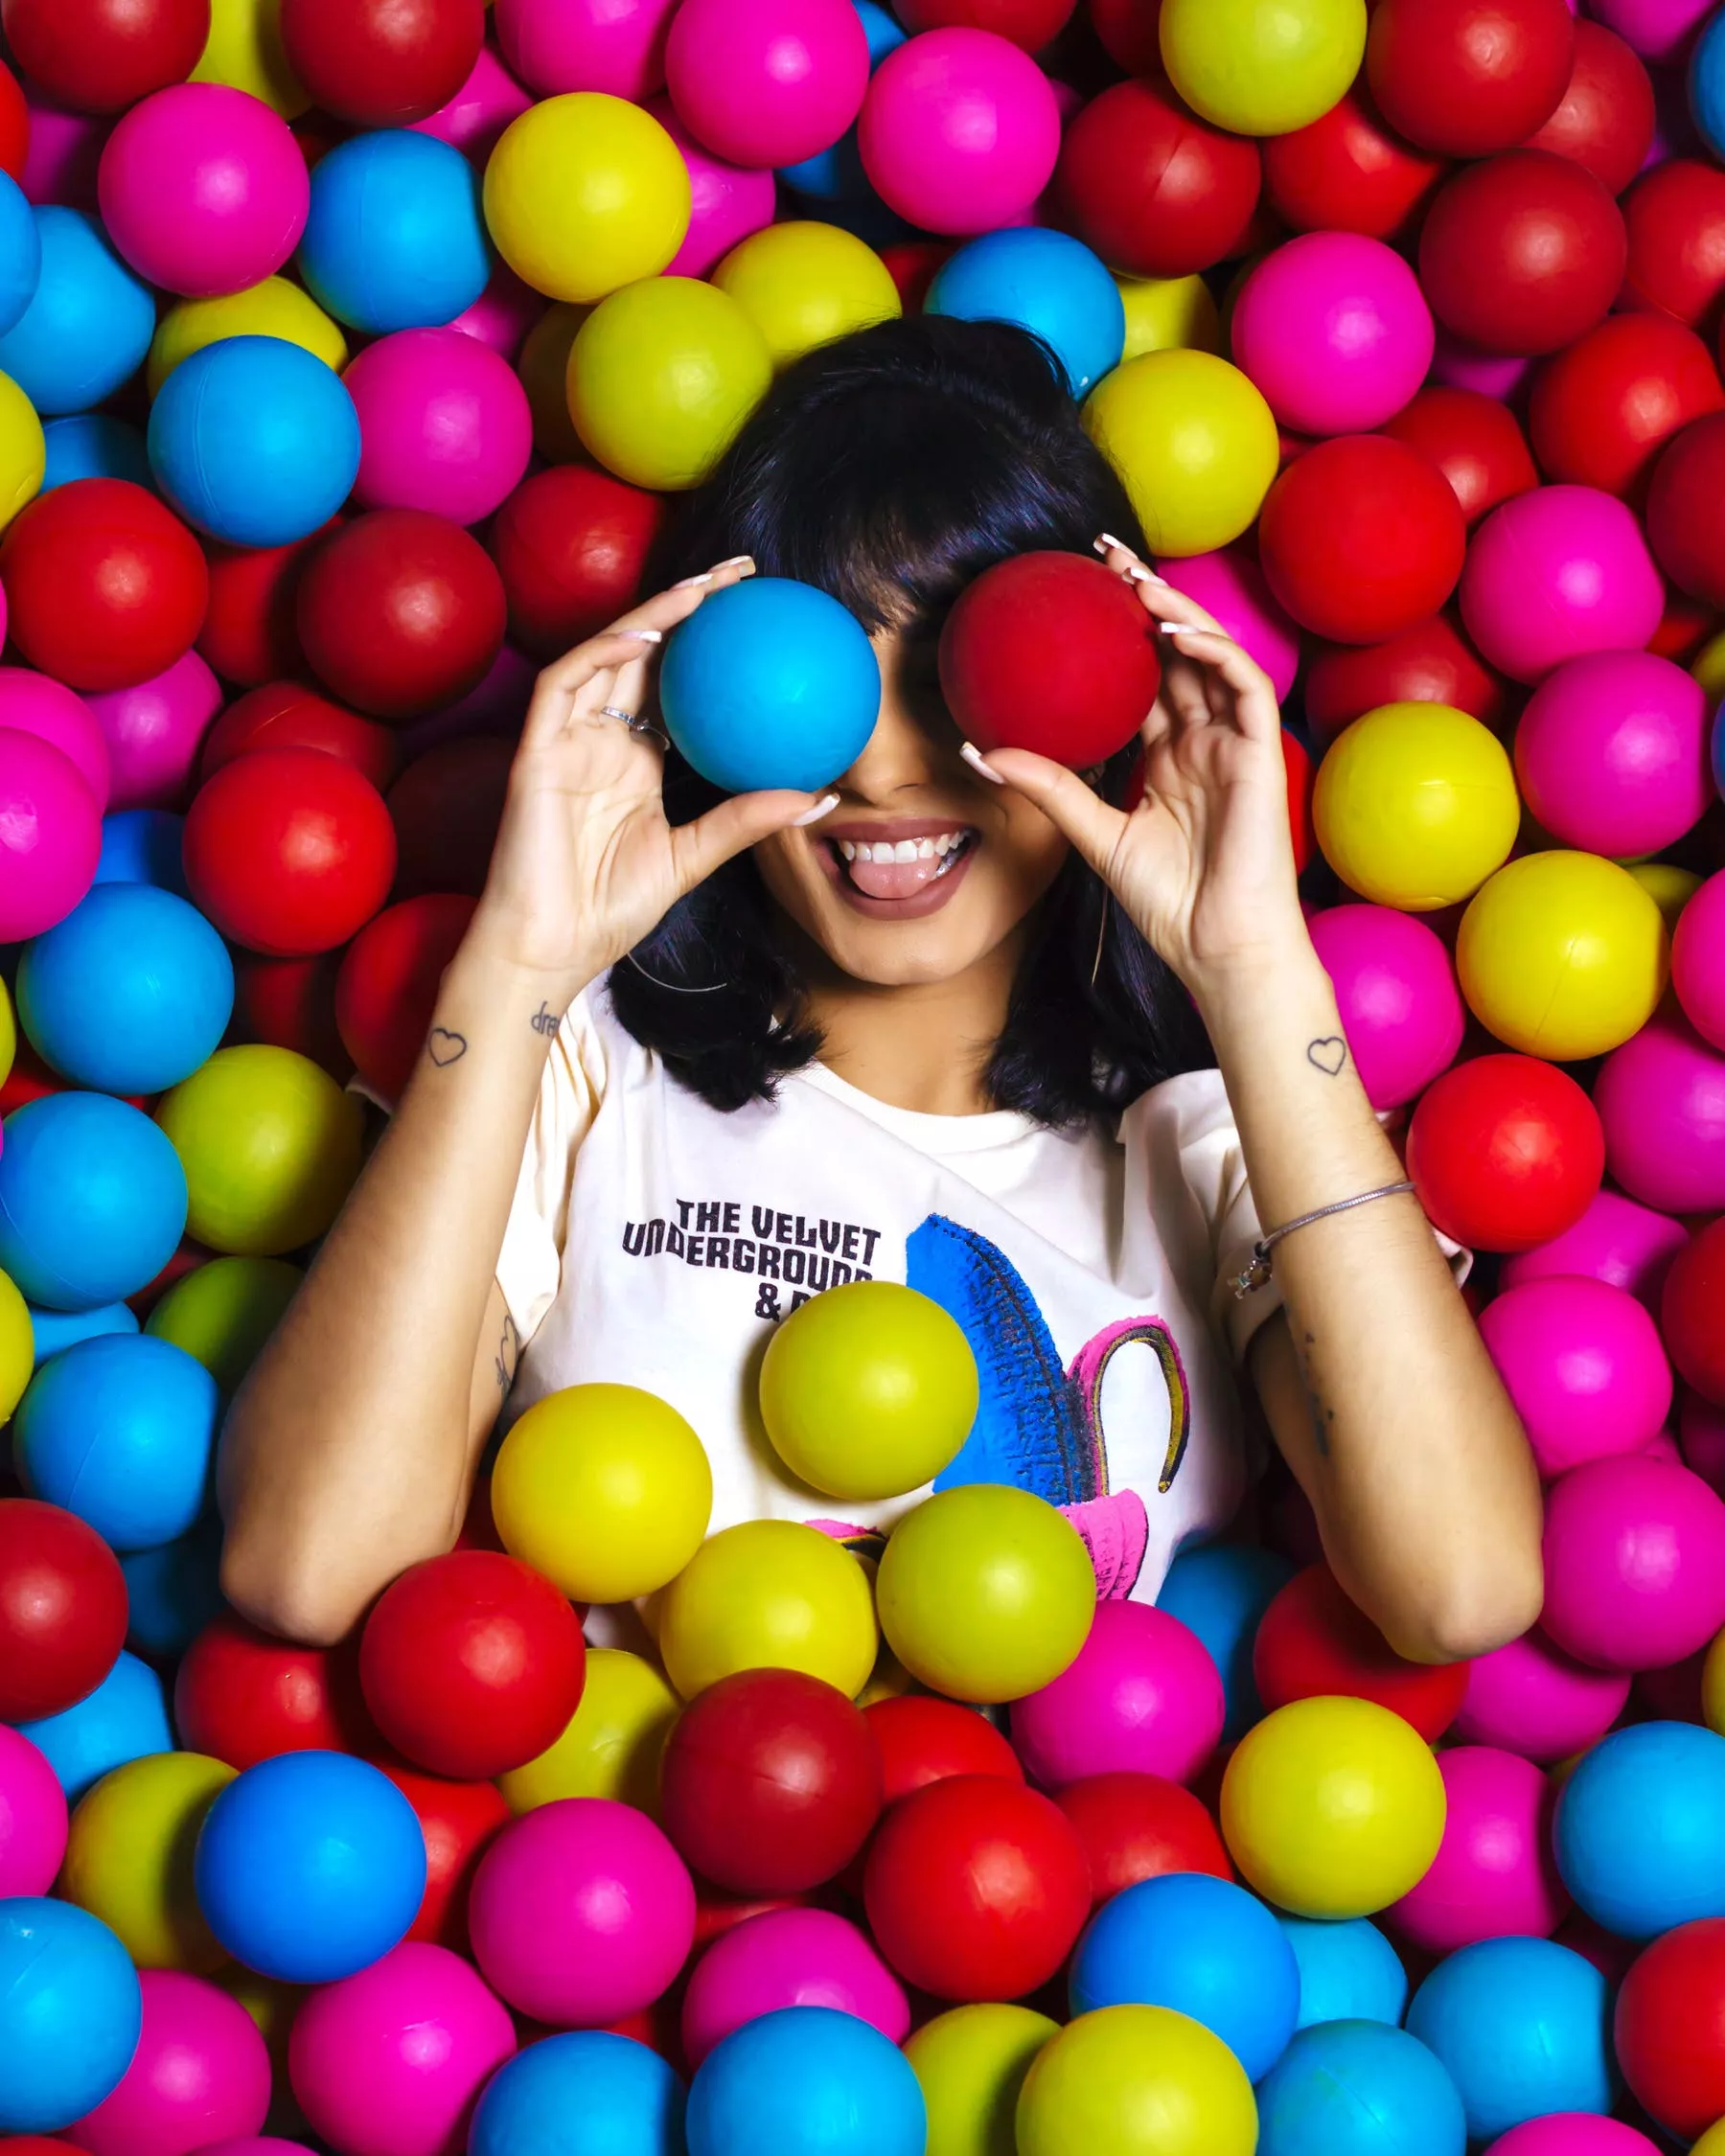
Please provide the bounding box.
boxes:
[598,703,669,749]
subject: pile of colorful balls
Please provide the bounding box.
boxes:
[6,0,1725,2151]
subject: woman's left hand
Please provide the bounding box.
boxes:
[973,535,1309,998]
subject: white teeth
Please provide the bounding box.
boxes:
[917,837,935,859]
[838,840,856,860]
[892,839,918,862]
[835,831,969,865]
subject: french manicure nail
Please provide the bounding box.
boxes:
[1126,564,1167,585]
[619,628,663,643]
[1158,622,1189,636]
[716,555,756,572]
[961,741,1006,785]
[1096,532,1126,555]
[673,572,713,589]
[793,791,840,826]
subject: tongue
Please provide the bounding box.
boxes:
[846,847,944,900]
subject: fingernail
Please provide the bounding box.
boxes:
[1126,564,1166,585]
[1159,623,1193,636]
[961,742,1005,785]
[619,628,663,644]
[716,555,756,573]
[1096,532,1126,555]
[673,572,713,589]
[793,791,840,826]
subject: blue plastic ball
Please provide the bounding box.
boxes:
[660,578,881,795]
[928,229,1127,400]
[0,207,154,415]
[780,0,905,201]
[149,333,361,548]
[29,1298,139,1366]
[1691,9,1725,161]
[0,171,40,339]
[13,1333,220,1551]
[18,882,233,1094]
[16,1648,172,1801]
[1256,2021,1466,2156]
[1276,1915,1408,2032]
[1158,1542,1297,1742]
[1404,1938,1615,2144]
[0,1092,188,1311]
[0,1897,142,2134]
[195,1750,428,1983]
[42,412,151,494]
[687,2007,924,2156]
[297,131,492,334]
[95,809,189,895]
[470,2030,687,2156]
[1553,1719,1725,1940]
[1069,1872,1301,2083]
[121,1514,226,1660]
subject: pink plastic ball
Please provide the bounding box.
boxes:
[288,1942,517,2156]
[1452,1628,1630,1760]
[21,87,106,211]
[1230,234,1435,438]
[198,2144,317,2155]
[97,84,310,300]
[666,0,871,169]
[75,1970,271,2156]
[1429,331,1533,402]
[1390,1746,1567,1954]
[0,1723,69,1895]
[86,651,223,813]
[1674,868,1725,1050]
[496,0,680,100]
[1541,1452,1725,1671]
[1502,1186,1689,1311]
[345,329,534,529]
[1162,545,1301,703]
[1478,1276,1673,1478]
[0,667,109,808]
[1485,2119,1661,2156]
[1459,484,1666,684]
[410,44,534,162]
[448,262,546,362]
[1305,904,1464,1111]
[858,28,1062,237]
[467,1797,696,2028]
[1681,1391,1725,1493]
[1007,1601,1223,1789]
[1585,0,1714,63]
[0,728,104,940]
[650,98,777,281]
[681,1908,909,2068]
[1513,649,1711,858]
[1595,1013,1725,1214]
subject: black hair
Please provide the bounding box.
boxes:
[610,313,1214,1124]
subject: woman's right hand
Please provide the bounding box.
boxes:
[468,559,838,1002]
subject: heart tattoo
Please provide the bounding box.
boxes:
[427,1028,469,1067]
[1306,1036,1347,1076]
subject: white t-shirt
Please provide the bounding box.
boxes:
[496,982,1289,1626]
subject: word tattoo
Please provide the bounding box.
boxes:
[530,1002,560,1038]
[1300,1327,1336,1457]
[1305,1036,1348,1077]
[426,1027,468,1067]
[494,1312,521,1396]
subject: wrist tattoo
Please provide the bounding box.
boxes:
[1298,1328,1336,1457]
[530,1001,559,1037]
[1306,1036,1347,1077]
[494,1313,521,1395]
[427,1027,468,1067]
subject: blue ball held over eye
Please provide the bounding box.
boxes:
[660,577,881,795]
[0,1897,142,2134]
[1256,2021,1466,2156]
[928,228,1127,400]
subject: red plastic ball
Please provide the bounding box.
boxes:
[1366,0,1575,157]
[184,745,397,957]
[1622,160,1725,335]
[1418,150,1627,358]
[357,1548,586,1781]
[937,552,1161,766]
[892,0,1074,48]
[234,952,349,1077]
[0,1498,127,1723]
[1647,411,1725,608]
[863,1694,1025,1805]
[1054,1772,1233,1909]
[1530,315,1724,503]
[1257,436,1467,646]
[1523,20,1655,197]
[197,531,328,689]
[280,0,485,126]
[659,1669,885,1896]
[1254,1565,1470,1741]
[1086,0,1160,74]
[1055,76,1261,281]
[1407,1053,1605,1254]
[297,511,509,722]
[379,1762,512,1952]
[1303,613,1514,744]
[1262,86,1447,241]
[388,735,514,900]
[0,60,31,183]
[880,241,951,313]
[0,0,209,113]
[200,681,400,795]
[1615,1917,1725,2140]
[1663,1216,1725,1408]
[173,1610,376,1769]
[332,893,477,1101]
[0,480,210,694]
[862,1774,1091,2003]
[491,467,666,661]
[1283,729,1315,876]
[1380,388,1539,530]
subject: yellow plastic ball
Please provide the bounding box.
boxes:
[1459,852,1669,1062]
[1083,350,1278,558]
[145,1255,302,1397]
[0,369,44,528]
[149,282,347,398]
[759,1280,978,1504]
[60,1751,236,1971]
[0,1265,33,1420]
[1313,701,1521,911]
[1695,2127,1725,2156]
[1221,1695,1446,1919]
[1630,860,1702,932]
[1015,2005,1257,2156]
[518,302,589,465]
[568,276,771,492]
[0,973,14,1091]
[499,1648,680,1816]
[713,222,901,372]
[192,0,310,115]
[657,1519,879,1700]
[155,1045,363,1258]
[1161,0,1368,136]
[1692,627,1725,703]
[1116,274,1222,364]
[907,2004,1059,2156]
[492,1383,713,1604]
[484,94,690,305]
[876,1484,1094,1705]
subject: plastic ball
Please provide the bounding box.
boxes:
[86,653,220,814]
[1621,158,1725,330]
[1532,318,1722,512]
[1278,1915,1407,2030]
[0,1092,187,1310]
[498,1647,679,1816]
[42,411,150,494]
[0,208,152,419]
[1082,350,1278,559]
[1231,234,1431,440]
[1409,1054,1602,1253]
[1305,906,1463,1112]
[1461,484,1664,685]
[194,528,323,689]
[1503,1186,1687,1314]
[1380,394,1536,537]
[688,2007,924,2156]
[1675,872,1725,1053]
[59,1751,233,1972]
[203,688,393,798]
[470,2030,684,2156]
[493,0,676,99]
[1158,0,1364,137]
[492,465,664,658]
[1155,1543,1294,1745]
[1478,1277,1670,1479]
[150,282,343,402]
[857,27,1060,236]
[1260,2021,1467,2156]
[1262,85,1446,242]
[372,1761,509,1952]
[865,1693,1024,1805]
[469,1797,695,2026]
[682,1906,908,2066]
[714,220,899,374]
[155,1043,363,1256]
[1254,1565,1468,1741]
[647,102,775,284]
[1596,1013,1725,1214]
[297,129,490,335]
[1014,2004,1255,2156]
[0,1724,68,1897]
[0,1498,128,1722]
[0,671,109,806]
[1615,1917,1725,2138]
[1009,1600,1222,1788]
[173,1608,373,1769]
[1515,650,1710,860]
[904,2003,1056,2156]
[1666,1214,1725,1409]
[0,1897,142,2136]
[1420,151,1624,359]
[118,1519,224,1660]
[1057,77,1261,283]
[658,1520,879,1700]
[1160,548,1299,703]
[1542,1453,1725,1671]
[1648,410,1725,609]
[191,0,310,115]
[927,228,1121,401]
[1406,1938,1613,2144]
[387,734,513,898]
[3,0,209,114]
[0,733,99,941]
[1367,0,1574,155]
[1390,1745,1566,1955]
[864,1774,1089,2002]
[1055,1772,1232,1908]
[17,1648,172,1801]
[280,0,481,126]
[333,892,477,1103]
[0,170,38,339]
[1552,1720,1725,1942]
[343,328,530,530]
[1312,701,1517,909]
[667,0,868,169]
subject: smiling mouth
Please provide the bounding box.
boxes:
[811,820,982,917]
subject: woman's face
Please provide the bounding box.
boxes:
[752,628,1071,984]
